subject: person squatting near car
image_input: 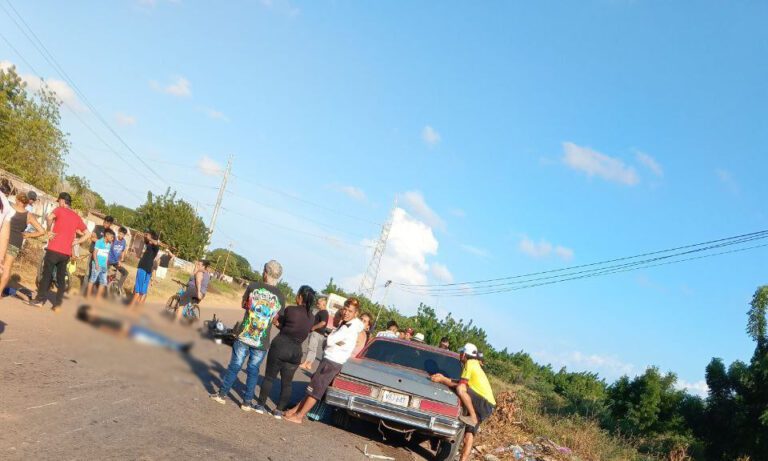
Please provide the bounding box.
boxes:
[431,343,497,461]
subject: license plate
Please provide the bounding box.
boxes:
[381,390,410,407]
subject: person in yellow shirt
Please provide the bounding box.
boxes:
[431,342,496,461]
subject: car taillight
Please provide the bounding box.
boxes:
[333,377,373,396]
[419,399,460,418]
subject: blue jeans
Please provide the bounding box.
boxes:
[128,325,185,351]
[218,340,266,404]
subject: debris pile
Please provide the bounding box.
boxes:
[475,392,580,461]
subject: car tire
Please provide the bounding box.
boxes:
[433,427,464,461]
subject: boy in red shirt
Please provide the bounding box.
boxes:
[29,193,91,312]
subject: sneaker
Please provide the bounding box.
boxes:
[209,394,226,405]
[272,409,284,419]
[51,306,62,314]
[240,403,252,412]
[251,403,266,414]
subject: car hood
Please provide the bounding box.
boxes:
[340,358,459,406]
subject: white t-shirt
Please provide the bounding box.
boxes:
[0,193,14,228]
[324,317,364,365]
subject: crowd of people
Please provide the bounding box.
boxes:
[0,184,494,461]
[0,184,209,316]
[206,257,495,460]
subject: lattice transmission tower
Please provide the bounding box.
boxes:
[358,199,397,300]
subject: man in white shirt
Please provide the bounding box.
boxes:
[284,297,363,424]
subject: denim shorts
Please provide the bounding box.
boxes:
[89,261,107,285]
[134,268,151,295]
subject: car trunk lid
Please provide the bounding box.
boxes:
[340,358,459,406]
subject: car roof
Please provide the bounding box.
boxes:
[369,336,460,358]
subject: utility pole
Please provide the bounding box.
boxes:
[205,155,232,254]
[372,280,392,332]
[358,198,397,300]
[222,242,233,277]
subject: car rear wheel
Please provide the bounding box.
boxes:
[433,427,464,461]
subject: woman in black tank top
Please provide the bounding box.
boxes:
[0,192,46,298]
[255,285,316,416]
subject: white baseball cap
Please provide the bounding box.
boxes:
[459,343,479,358]
[413,333,425,342]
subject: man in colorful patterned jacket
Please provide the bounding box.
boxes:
[210,260,286,410]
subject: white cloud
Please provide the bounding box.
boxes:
[205,108,228,122]
[460,244,489,258]
[338,185,366,202]
[562,142,639,185]
[376,207,439,286]
[676,379,709,398]
[421,125,441,147]
[554,246,574,261]
[115,112,136,126]
[519,235,574,261]
[716,169,739,194]
[341,207,442,307]
[431,263,454,284]
[0,60,84,111]
[635,151,663,177]
[150,76,191,97]
[534,350,636,380]
[450,208,466,218]
[197,155,223,176]
[400,191,445,231]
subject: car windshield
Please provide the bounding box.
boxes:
[362,340,462,380]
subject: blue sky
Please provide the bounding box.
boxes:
[2,0,767,394]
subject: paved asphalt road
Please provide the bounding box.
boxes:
[0,297,435,461]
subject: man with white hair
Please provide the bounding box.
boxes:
[210,260,286,410]
[431,343,496,461]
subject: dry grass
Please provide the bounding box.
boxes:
[475,376,648,461]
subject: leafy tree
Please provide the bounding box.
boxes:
[103,203,138,227]
[207,247,257,279]
[0,65,68,192]
[132,189,208,260]
[63,174,106,212]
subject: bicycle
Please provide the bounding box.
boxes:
[165,279,201,326]
[106,265,125,301]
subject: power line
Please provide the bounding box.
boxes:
[219,206,374,249]
[229,174,381,227]
[395,230,768,297]
[400,241,768,298]
[0,29,165,191]
[1,0,167,187]
[225,189,374,241]
[396,229,768,289]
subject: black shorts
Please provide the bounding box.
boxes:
[465,387,495,435]
[306,358,343,400]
